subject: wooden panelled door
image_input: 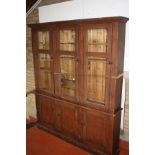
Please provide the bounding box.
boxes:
[35,29,55,95]
[37,95,55,127]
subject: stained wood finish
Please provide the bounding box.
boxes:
[52,101,62,132]
[61,100,78,138]
[29,16,129,155]
[83,110,113,154]
[37,95,54,127]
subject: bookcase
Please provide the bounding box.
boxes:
[29,16,128,155]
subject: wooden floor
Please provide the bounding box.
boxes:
[26,126,129,155]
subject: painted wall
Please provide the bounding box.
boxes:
[38,0,129,130]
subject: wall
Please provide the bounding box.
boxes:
[26,9,39,119]
[123,78,129,140]
[38,0,129,141]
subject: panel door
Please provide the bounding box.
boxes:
[83,110,113,154]
[37,95,54,127]
[33,29,55,96]
[82,23,112,111]
[60,100,78,138]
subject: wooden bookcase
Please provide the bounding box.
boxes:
[29,16,128,155]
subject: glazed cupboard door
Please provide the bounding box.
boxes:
[82,23,112,111]
[55,25,80,102]
[38,53,54,94]
[33,29,55,95]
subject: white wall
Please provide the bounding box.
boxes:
[38,0,129,130]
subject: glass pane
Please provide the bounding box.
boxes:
[38,54,54,93]
[60,55,76,97]
[60,44,75,51]
[60,30,75,51]
[87,57,106,104]
[39,70,54,93]
[87,29,107,53]
[39,53,51,69]
[38,31,49,50]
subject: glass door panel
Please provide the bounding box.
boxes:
[60,55,76,98]
[38,53,54,93]
[87,57,106,104]
[39,70,53,92]
[38,31,49,50]
[39,53,50,69]
[60,30,75,52]
[87,29,107,53]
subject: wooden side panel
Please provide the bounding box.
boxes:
[112,111,121,154]
[114,77,123,111]
[111,22,126,76]
[111,22,126,112]
[83,110,113,154]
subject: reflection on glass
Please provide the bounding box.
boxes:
[87,29,107,53]
[38,31,49,50]
[38,54,54,93]
[87,57,106,104]
[60,30,75,51]
[60,55,76,97]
